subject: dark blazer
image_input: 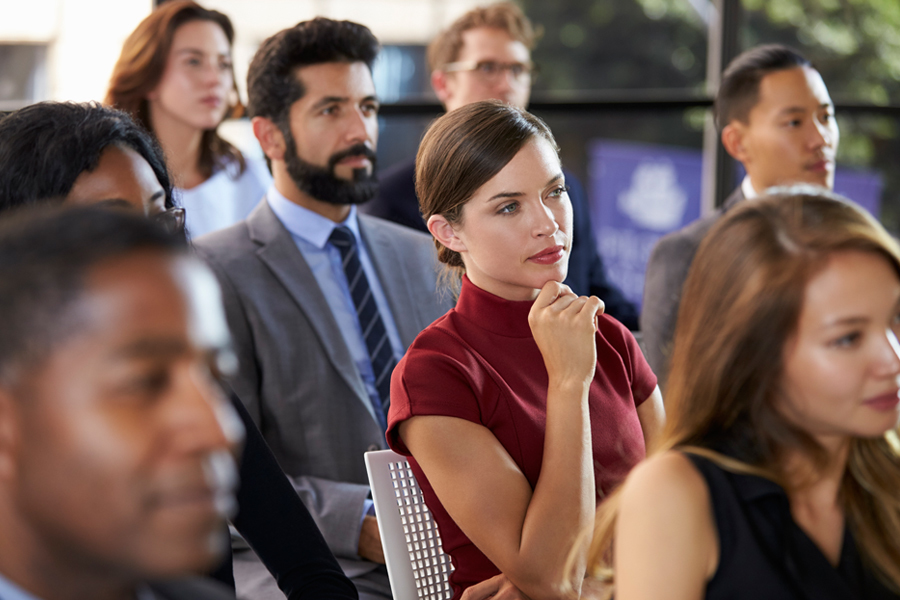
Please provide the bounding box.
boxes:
[213,390,357,600]
[640,187,745,389]
[148,577,236,600]
[194,199,451,580]
[363,158,639,329]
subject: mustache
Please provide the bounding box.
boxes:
[327,144,377,171]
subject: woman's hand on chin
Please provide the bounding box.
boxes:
[529,281,605,387]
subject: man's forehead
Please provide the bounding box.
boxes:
[458,27,531,62]
[756,66,833,111]
[291,61,376,102]
[85,252,229,353]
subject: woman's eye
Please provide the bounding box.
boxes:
[891,311,900,329]
[831,331,862,348]
[549,185,569,198]
[498,202,518,214]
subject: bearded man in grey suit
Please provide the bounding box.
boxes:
[641,44,839,388]
[194,18,450,600]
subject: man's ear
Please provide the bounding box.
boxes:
[431,70,452,106]
[252,116,287,162]
[427,214,466,254]
[721,122,749,163]
[0,389,20,480]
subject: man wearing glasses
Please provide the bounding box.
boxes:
[364,2,639,329]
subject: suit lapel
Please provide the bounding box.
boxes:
[247,200,373,413]
[358,216,423,348]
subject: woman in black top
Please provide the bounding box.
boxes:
[585,190,900,599]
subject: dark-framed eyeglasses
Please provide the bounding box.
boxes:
[443,60,536,83]
[152,207,186,235]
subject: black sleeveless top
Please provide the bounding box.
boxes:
[688,453,899,600]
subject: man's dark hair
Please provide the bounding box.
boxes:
[0,206,185,386]
[0,102,174,212]
[714,44,812,131]
[247,17,379,129]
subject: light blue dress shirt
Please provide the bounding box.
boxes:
[266,186,405,418]
[0,572,156,600]
[0,573,41,600]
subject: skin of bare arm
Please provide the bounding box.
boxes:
[636,386,665,450]
[613,452,718,600]
[460,573,531,600]
[399,281,601,600]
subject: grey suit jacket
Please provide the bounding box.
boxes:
[640,187,745,389]
[194,199,451,578]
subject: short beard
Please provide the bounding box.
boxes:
[282,128,378,206]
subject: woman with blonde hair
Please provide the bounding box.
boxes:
[106,0,270,238]
[385,100,665,600]
[586,190,900,599]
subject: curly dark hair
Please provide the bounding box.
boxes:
[0,101,174,212]
[247,17,379,130]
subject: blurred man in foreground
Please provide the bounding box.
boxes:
[0,207,242,600]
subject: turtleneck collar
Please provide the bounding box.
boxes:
[454,275,535,338]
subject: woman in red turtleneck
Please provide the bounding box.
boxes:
[385,101,665,600]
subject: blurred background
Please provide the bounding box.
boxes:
[2,0,898,308]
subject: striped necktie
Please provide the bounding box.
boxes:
[328,225,394,430]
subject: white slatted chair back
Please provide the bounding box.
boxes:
[364,449,455,600]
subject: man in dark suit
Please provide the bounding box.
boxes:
[363,2,639,329]
[0,207,240,600]
[194,18,451,600]
[641,44,839,387]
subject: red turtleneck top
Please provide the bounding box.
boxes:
[386,276,657,596]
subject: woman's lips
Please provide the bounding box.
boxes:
[201,96,223,108]
[863,390,900,411]
[528,245,565,265]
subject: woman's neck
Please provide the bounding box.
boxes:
[783,439,850,566]
[148,104,206,190]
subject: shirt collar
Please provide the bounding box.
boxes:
[454,275,535,338]
[0,572,47,600]
[741,175,760,200]
[266,184,361,249]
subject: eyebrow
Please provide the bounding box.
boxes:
[111,338,190,361]
[821,296,900,329]
[311,96,347,110]
[311,95,379,110]
[95,199,136,210]
[175,48,229,58]
[778,103,834,116]
[486,173,565,202]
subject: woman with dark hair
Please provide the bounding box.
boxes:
[0,101,358,600]
[585,190,900,599]
[0,101,175,216]
[106,0,270,238]
[385,100,665,600]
